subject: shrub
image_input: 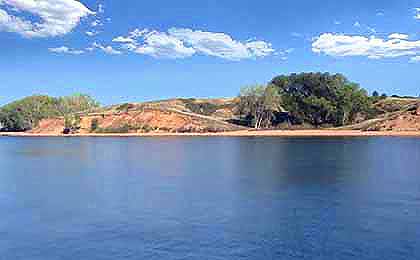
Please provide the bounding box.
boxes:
[90,119,99,132]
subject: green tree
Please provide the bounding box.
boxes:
[238,84,282,129]
[271,72,371,126]
[57,94,100,115]
[0,95,60,131]
[0,94,100,132]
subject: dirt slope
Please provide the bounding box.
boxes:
[30,98,245,134]
[343,98,420,131]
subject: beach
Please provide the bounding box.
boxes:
[2,130,420,137]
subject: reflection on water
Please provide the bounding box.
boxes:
[1,137,420,260]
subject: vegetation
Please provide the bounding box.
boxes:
[237,73,379,128]
[63,114,82,134]
[238,85,282,129]
[57,94,100,115]
[183,99,220,116]
[115,103,135,112]
[90,118,99,132]
[0,94,99,132]
[93,124,133,134]
[92,123,154,134]
[270,73,373,127]
[2,72,416,134]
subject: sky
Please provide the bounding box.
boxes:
[1,0,420,106]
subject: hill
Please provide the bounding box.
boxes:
[2,73,420,135]
[29,98,245,134]
[342,98,420,131]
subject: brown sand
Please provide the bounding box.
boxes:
[2,130,420,138]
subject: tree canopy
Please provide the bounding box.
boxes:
[0,94,99,132]
[270,72,372,126]
[238,84,283,129]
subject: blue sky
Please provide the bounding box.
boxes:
[1,0,420,106]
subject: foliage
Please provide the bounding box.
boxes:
[57,94,100,115]
[238,84,282,129]
[93,123,147,134]
[183,99,220,116]
[0,94,100,132]
[63,114,82,134]
[271,73,372,126]
[115,103,135,112]
[90,118,99,132]
[0,95,61,131]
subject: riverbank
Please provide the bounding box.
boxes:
[2,130,420,137]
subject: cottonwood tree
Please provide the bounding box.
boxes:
[271,73,372,126]
[238,84,282,129]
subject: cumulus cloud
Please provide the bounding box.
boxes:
[133,30,196,59]
[86,31,99,36]
[112,36,135,43]
[388,33,409,40]
[48,46,84,55]
[312,33,420,60]
[113,28,277,60]
[0,0,93,38]
[168,28,275,60]
[91,42,122,55]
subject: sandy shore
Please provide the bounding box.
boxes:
[2,130,420,137]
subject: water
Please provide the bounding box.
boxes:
[1,137,420,260]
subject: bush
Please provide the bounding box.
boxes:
[183,100,219,116]
[90,119,99,132]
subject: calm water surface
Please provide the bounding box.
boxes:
[1,137,420,260]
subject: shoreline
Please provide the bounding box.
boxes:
[2,130,420,138]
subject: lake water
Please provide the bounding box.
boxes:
[1,137,420,260]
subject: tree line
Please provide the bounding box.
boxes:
[238,73,382,129]
[0,94,99,132]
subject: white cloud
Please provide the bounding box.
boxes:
[91,42,122,55]
[334,21,341,25]
[133,30,196,59]
[167,28,275,60]
[112,36,135,43]
[112,28,277,60]
[0,0,93,38]
[91,19,102,27]
[244,40,275,58]
[354,21,361,27]
[388,33,409,40]
[312,33,420,59]
[376,12,385,16]
[48,46,84,55]
[86,31,99,36]
[129,28,149,38]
